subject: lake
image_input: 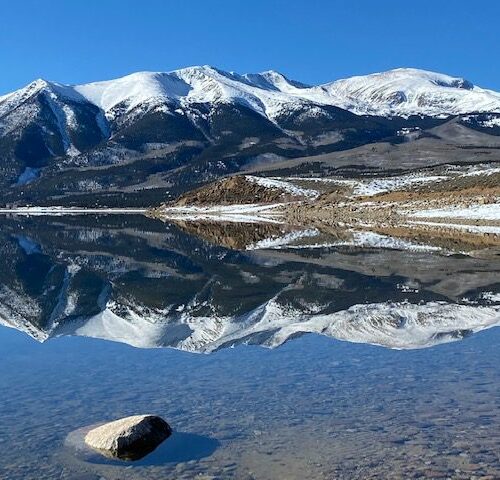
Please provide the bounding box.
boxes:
[0,214,499,479]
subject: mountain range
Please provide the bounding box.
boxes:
[1,66,500,206]
[0,215,498,352]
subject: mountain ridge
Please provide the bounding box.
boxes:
[1,66,500,207]
[1,215,499,353]
[3,66,500,120]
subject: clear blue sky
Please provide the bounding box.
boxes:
[1,0,499,95]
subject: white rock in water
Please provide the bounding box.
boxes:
[84,414,172,460]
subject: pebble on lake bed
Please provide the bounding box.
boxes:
[84,414,172,461]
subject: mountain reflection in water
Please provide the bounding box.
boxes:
[0,214,499,352]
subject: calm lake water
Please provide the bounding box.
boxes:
[0,215,499,480]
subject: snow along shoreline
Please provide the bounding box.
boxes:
[0,207,148,216]
[150,203,286,223]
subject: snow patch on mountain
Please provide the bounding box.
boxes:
[245,175,319,197]
[273,230,443,252]
[462,114,500,128]
[246,228,320,250]
[412,203,500,221]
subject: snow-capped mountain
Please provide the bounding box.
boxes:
[0,78,108,152]
[315,68,500,117]
[8,297,496,352]
[2,240,499,351]
[1,66,499,207]
[2,251,499,352]
[3,66,498,123]
[72,67,317,122]
[0,215,499,353]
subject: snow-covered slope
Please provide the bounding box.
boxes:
[3,66,499,125]
[0,78,108,158]
[315,68,500,117]
[71,66,320,122]
[72,66,500,119]
[2,296,499,352]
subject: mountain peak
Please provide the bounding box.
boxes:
[318,67,496,116]
[241,70,309,92]
[0,78,54,112]
[368,67,474,90]
[173,64,225,78]
[29,78,51,88]
[259,69,286,79]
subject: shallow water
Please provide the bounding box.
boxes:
[0,215,499,479]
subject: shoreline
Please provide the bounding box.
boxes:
[0,207,149,216]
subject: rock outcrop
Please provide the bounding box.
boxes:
[172,175,297,206]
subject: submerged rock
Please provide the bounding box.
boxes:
[84,414,172,461]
